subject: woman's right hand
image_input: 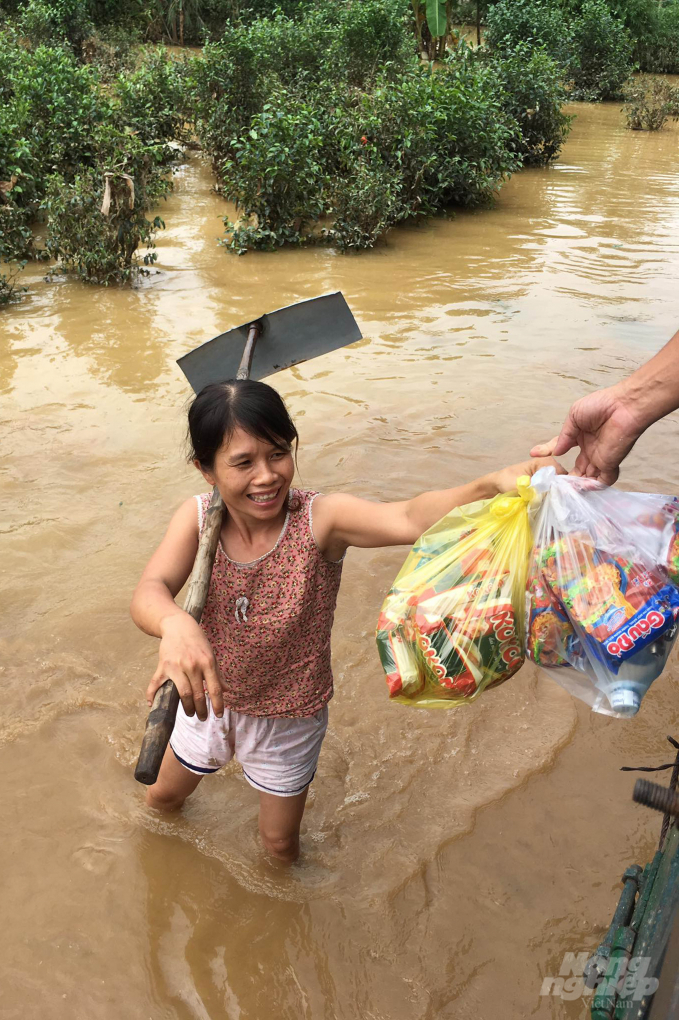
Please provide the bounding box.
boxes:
[146,612,226,721]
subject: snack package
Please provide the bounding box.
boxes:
[376,478,535,708]
[527,468,679,717]
[667,515,679,585]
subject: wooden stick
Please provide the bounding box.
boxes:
[134,320,263,786]
[134,487,224,785]
[237,321,261,380]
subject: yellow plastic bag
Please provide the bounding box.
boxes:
[376,478,535,707]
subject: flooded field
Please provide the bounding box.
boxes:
[2,100,679,1019]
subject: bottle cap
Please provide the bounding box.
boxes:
[609,687,641,716]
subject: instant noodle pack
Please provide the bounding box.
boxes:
[376,468,679,717]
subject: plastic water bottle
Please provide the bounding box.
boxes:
[608,631,677,716]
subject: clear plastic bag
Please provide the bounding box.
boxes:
[526,467,679,717]
[376,479,536,708]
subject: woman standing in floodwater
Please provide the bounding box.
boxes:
[131,378,559,862]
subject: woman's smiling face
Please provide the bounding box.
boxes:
[195,425,295,519]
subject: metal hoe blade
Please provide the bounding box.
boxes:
[177,291,362,393]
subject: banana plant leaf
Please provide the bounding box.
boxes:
[425,0,446,37]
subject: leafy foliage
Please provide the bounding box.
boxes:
[485,0,574,68]
[0,28,175,297]
[0,198,30,305]
[222,96,330,251]
[622,73,679,128]
[19,0,94,52]
[634,0,679,74]
[486,0,633,100]
[569,0,633,100]
[0,0,577,287]
[186,0,413,170]
[81,23,141,80]
[219,46,521,253]
[487,44,573,165]
[112,46,188,147]
[326,0,412,85]
[42,169,166,284]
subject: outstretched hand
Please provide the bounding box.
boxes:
[492,455,566,496]
[530,386,646,486]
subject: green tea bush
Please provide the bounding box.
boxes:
[324,161,403,251]
[222,96,329,251]
[19,0,94,52]
[42,121,173,282]
[325,0,412,85]
[0,0,573,279]
[43,165,167,284]
[0,198,35,260]
[569,0,633,99]
[234,0,309,16]
[486,0,633,100]
[586,1,679,74]
[112,47,188,147]
[221,52,520,252]
[0,200,31,304]
[43,173,163,284]
[485,0,573,67]
[488,44,572,164]
[622,73,679,128]
[635,1,679,73]
[81,23,141,80]
[0,28,178,296]
[354,56,520,211]
[186,33,274,167]
[192,2,571,253]
[0,262,27,305]
[4,44,105,202]
[187,0,414,171]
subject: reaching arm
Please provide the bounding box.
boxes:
[312,457,561,559]
[531,329,679,484]
[130,497,225,720]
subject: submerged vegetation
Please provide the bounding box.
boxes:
[622,73,679,128]
[2,0,679,299]
[0,27,184,298]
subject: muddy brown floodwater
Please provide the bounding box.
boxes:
[2,100,679,1020]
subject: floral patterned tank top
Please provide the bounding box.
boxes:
[195,489,343,718]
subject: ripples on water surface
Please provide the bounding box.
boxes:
[2,102,679,1019]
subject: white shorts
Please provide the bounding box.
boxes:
[169,703,329,797]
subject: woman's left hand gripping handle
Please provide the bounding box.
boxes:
[147,613,225,722]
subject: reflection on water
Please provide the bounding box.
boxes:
[2,102,679,1019]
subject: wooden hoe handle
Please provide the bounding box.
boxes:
[134,488,224,785]
[134,321,262,786]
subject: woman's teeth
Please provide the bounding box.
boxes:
[248,490,279,504]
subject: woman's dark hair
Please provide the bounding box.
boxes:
[187,379,299,470]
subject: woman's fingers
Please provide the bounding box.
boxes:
[147,665,170,706]
[147,630,223,723]
[202,658,225,718]
[529,436,559,458]
[182,661,209,721]
[147,660,209,720]
[147,667,197,716]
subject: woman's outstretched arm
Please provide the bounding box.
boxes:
[312,457,561,559]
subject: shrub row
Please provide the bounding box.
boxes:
[185,4,571,252]
[485,0,634,102]
[0,30,186,299]
[1,0,574,295]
